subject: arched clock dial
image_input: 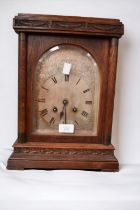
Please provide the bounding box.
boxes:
[33,44,100,136]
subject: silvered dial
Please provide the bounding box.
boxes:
[32,44,100,136]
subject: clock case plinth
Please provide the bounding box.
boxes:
[7,142,118,171]
[7,14,124,171]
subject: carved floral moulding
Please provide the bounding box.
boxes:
[14,148,115,161]
[13,13,124,37]
[13,142,116,162]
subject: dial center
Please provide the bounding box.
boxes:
[63,99,68,105]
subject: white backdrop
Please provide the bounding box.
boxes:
[0,0,140,164]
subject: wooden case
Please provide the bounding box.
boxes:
[7,14,124,171]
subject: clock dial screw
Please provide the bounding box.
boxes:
[73,107,78,112]
[53,106,58,113]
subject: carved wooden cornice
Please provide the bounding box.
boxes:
[13,13,124,37]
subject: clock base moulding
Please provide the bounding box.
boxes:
[7,142,119,171]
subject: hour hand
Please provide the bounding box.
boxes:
[60,104,65,120]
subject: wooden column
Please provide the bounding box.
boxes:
[18,32,27,143]
[104,38,119,145]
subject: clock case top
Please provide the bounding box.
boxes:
[14,13,123,37]
[7,14,124,171]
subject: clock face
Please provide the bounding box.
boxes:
[32,44,100,136]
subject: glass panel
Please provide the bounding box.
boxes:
[32,44,100,136]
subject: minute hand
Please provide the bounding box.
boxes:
[62,99,68,124]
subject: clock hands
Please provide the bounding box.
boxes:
[60,99,68,124]
[60,106,64,120]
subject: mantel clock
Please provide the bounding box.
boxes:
[7,14,124,171]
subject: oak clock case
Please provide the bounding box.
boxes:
[7,14,124,171]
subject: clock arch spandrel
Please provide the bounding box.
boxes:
[32,44,100,136]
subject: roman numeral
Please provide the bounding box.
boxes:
[74,120,79,126]
[65,75,69,82]
[83,88,90,93]
[40,109,48,116]
[85,101,92,105]
[36,98,45,102]
[76,78,81,85]
[41,86,49,91]
[51,76,57,84]
[49,117,55,125]
[81,111,88,118]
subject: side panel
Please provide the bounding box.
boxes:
[18,32,27,143]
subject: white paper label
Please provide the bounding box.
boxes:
[59,124,74,133]
[62,63,72,75]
